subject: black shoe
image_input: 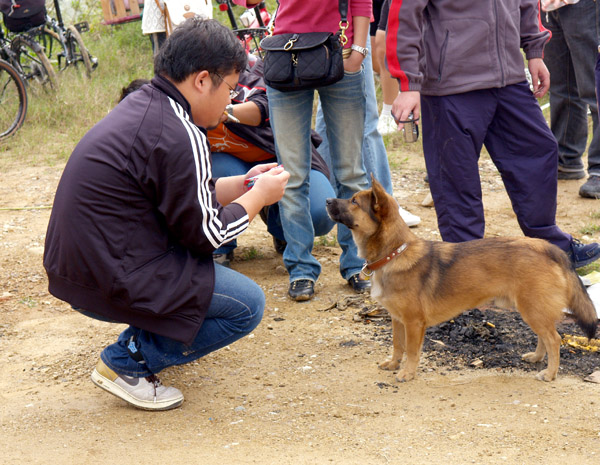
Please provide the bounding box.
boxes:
[347,273,371,294]
[567,239,600,269]
[288,279,314,301]
[273,237,287,254]
[213,251,234,267]
[579,176,600,199]
[558,167,585,180]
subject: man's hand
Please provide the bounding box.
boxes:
[391,91,421,131]
[251,165,289,206]
[528,58,550,98]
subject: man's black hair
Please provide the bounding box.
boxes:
[154,17,247,84]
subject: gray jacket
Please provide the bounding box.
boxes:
[386,0,549,96]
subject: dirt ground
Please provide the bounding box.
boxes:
[1,149,600,464]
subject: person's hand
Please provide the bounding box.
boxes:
[244,162,279,180]
[391,91,421,131]
[541,0,569,12]
[528,58,550,98]
[252,165,289,206]
[344,51,364,73]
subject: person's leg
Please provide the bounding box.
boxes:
[318,69,370,280]
[266,169,335,243]
[100,264,265,376]
[421,90,495,242]
[542,8,589,179]
[484,82,572,250]
[267,86,320,284]
[309,169,336,236]
[210,153,255,257]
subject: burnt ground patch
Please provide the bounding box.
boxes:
[363,306,600,378]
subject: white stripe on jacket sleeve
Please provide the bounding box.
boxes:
[168,98,249,248]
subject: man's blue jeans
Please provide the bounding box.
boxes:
[316,36,395,195]
[79,264,265,377]
[542,0,600,175]
[211,152,335,255]
[267,69,369,283]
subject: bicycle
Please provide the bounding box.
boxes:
[216,0,271,58]
[2,24,57,90]
[36,0,97,79]
[0,57,28,139]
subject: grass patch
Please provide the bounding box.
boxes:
[240,247,263,261]
[315,233,337,247]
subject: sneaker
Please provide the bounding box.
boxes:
[579,176,600,199]
[288,279,314,301]
[399,206,421,227]
[213,251,234,267]
[567,239,600,269]
[377,113,398,136]
[558,166,585,180]
[91,359,184,411]
[347,273,371,294]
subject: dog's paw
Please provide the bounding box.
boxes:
[522,352,544,364]
[535,369,556,382]
[379,359,400,371]
[396,369,416,382]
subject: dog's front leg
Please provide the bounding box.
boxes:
[396,319,426,382]
[379,317,405,371]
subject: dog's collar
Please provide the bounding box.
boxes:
[362,243,408,276]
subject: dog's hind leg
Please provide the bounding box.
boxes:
[396,318,426,382]
[379,317,405,372]
[520,309,561,381]
[522,336,546,364]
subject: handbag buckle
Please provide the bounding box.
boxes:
[338,20,349,46]
[284,35,299,51]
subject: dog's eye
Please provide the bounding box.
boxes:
[351,198,358,205]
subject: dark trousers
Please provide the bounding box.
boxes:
[421,81,572,251]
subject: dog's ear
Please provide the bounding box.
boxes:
[370,176,390,215]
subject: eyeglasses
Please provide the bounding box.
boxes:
[213,72,239,100]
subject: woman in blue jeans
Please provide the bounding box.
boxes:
[237,0,372,301]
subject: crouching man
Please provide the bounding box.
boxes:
[43,18,289,411]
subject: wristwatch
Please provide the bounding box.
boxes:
[351,44,368,58]
[225,104,234,117]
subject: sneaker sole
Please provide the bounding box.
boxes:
[91,369,184,411]
[289,293,313,302]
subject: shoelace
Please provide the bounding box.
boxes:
[145,375,162,401]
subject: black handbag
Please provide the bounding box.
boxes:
[260,0,349,92]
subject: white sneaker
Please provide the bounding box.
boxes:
[377,113,398,136]
[91,359,184,411]
[398,206,421,227]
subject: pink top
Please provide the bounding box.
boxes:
[233,0,372,47]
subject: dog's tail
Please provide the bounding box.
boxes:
[568,270,598,340]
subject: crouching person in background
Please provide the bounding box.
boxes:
[43,18,289,411]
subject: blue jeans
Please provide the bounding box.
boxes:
[89,264,264,377]
[211,152,335,255]
[267,69,369,282]
[542,0,600,175]
[316,36,395,195]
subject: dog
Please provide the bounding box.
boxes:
[326,177,597,382]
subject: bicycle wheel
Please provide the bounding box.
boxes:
[0,59,27,140]
[11,35,58,91]
[66,25,93,78]
[39,26,68,75]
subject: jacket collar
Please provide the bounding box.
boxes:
[151,74,192,116]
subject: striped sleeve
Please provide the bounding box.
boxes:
[385,0,427,92]
[162,98,250,252]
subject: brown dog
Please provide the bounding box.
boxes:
[326,178,597,382]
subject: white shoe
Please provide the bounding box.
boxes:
[377,113,398,136]
[398,206,420,227]
[91,359,184,411]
